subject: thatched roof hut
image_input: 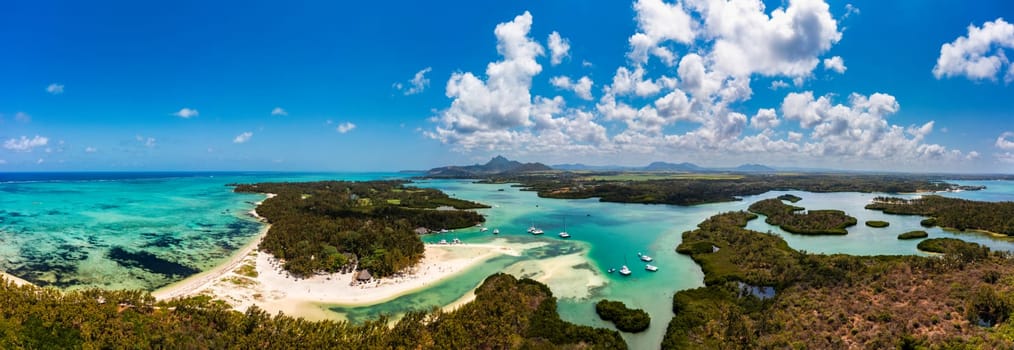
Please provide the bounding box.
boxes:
[356,269,373,281]
[413,227,429,235]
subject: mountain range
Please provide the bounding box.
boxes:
[424,157,780,176]
[552,161,777,173]
[424,156,553,178]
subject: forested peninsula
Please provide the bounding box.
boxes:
[233,180,487,277]
[866,195,1014,236]
[748,198,857,235]
[665,207,1014,349]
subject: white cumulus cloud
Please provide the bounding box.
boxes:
[997,131,1014,150]
[3,135,49,152]
[336,122,356,134]
[823,56,847,73]
[84,146,97,153]
[422,2,969,170]
[233,132,253,143]
[271,107,288,116]
[628,0,696,65]
[750,108,780,129]
[696,0,842,78]
[173,108,199,118]
[933,18,1014,83]
[46,83,64,95]
[550,76,594,100]
[548,31,570,65]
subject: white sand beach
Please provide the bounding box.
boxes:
[151,191,597,320]
[155,219,529,320]
[0,271,31,287]
[152,194,276,300]
[501,250,606,300]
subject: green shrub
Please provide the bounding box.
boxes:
[596,299,650,333]
[865,220,889,228]
[897,231,928,240]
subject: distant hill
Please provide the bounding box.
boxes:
[731,164,777,172]
[552,163,637,171]
[551,161,778,173]
[644,161,706,172]
[425,156,552,178]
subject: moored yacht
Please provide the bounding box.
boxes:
[528,221,544,235]
[619,265,632,276]
[645,264,658,272]
[638,252,653,262]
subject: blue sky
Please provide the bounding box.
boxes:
[1,0,1013,172]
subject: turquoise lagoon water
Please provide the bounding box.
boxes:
[333,179,1014,349]
[0,172,405,290]
[1,173,1013,349]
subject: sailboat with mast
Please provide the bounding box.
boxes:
[558,216,570,238]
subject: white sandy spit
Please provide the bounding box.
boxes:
[156,231,529,320]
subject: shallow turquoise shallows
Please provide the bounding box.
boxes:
[1,173,1012,349]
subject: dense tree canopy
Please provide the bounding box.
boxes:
[234,180,487,277]
[866,195,1014,236]
[0,273,624,349]
[475,173,967,206]
[898,230,929,240]
[866,220,889,228]
[748,198,857,235]
[595,300,651,333]
[666,211,1014,349]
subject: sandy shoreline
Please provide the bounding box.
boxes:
[153,192,527,319]
[160,241,523,320]
[152,193,276,300]
[0,271,31,287]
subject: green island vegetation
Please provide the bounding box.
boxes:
[578,173,744,182]
[916,238,992,258]
[898,230,929,240]
[748,198,857,235]
[666,210,1014,349]
[0,273,624,349]
[866,220,890,228]
[595,299,651,333]
[471,173,968,206]
[866,195,1014,235]
[776,194,802,203]
[233,180,488,277]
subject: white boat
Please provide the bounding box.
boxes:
[492,229,500,235]
[528,221,543,235]
[558,216,570,238]
[645,264,658,272]
[480,227,489,232]
[619,265,632,276]
[438,239,448,245]
[439,229,449,233]
[638,252,653,262]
